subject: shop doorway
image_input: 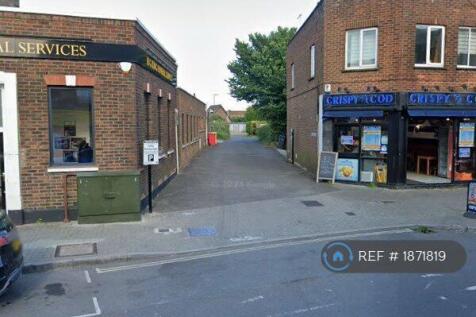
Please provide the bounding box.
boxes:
[406,118,452,184]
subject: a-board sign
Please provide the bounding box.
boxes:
[143,140,159,165]
[466,181,476,215]
[317,151,338,183]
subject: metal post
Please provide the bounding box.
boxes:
[148,165,152,213]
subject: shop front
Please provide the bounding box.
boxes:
[323,92,476,186]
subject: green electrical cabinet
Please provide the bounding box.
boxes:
[77,171,141,224]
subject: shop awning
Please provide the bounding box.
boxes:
[323,110,384,118]
[408,109,476,117]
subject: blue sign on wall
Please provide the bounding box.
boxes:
[324,93,396,107]
[408,93,476,106]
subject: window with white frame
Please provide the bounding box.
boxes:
[291,63,295,89]
[458,27,476,68]
[415,25,445,67]
[345,28,378,70]
[310,45,316,78]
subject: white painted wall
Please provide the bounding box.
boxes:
[0,72,22,213]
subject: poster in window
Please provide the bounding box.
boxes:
[54,137,70,150]
[362,126,381,151]
[336,158,359,182]
[340,135,354,145]
[459,147,471,159]
[64,121,76,137]
[71,137,86,149]
[459,123,475,148]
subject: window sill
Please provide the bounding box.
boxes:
[47,165,99,173]
[414,65,445,70]
[342,67,379,73]
[182,139,200,149]
[457,66,476,70]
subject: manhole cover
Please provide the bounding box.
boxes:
[301,200,323,207]
[55,243,97,257]
[345,212,356,216]
[188,227,217,237]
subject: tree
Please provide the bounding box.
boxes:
[227,27,296,138]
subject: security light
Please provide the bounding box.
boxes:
[119,62,132,73]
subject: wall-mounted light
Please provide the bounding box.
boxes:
[462,84,468,91]
[119,62,132,73]
[446,118,451,122]
[448,86,454,92]
[434,86,440,91]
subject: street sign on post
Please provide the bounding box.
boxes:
[143,140,159,165]
[465,181,476,218]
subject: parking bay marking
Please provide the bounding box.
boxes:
[71,297,101,317]
[95,228,412,274]
[84,270,92,284]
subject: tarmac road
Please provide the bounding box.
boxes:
[2,229,476,317]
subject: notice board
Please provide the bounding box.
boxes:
[317,151,338,183]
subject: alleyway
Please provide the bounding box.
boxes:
[155,136,335,213]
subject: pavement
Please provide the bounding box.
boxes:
[3,230,476,316]
[17,136,476,271]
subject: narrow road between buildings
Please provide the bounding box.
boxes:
[155,136,336,213]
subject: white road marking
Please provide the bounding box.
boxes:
[439,296,448,301]
[241,295,264,304]
[153,227,182,235]
[267,303,336,316]
[230,236,263,242]
[96,228,412,274]
[71,297,101,317]
[84,270,92,284]
[424,282,433,290]
[421,274,443,278]
[465,285,476,291]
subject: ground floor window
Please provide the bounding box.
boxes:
[334,117,388,184]
[49,87,94,165]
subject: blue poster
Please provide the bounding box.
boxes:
[362,126,381,151]
[459,123,475,148]
[336,159,359,182]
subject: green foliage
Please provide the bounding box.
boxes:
[230,117,245,123]
[246,120,266,136]
[256,124,275,145]
[209,115,230,140]
[244,107,261,122]
[227,27,296,140]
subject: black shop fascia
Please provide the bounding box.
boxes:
[323,92,476,186]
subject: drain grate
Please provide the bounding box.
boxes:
[55,243,97,257]
[188,227,217,237]
[301,200,323,207]
[380,200,396,204]
[345,212,356,216]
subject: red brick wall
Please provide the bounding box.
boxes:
[0,11,178,212]
[286,3,324,173]
[287,0,476,176]
[177,88,207,170]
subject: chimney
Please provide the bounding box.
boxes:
[0,0,19,7]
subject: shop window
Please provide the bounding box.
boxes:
[455,120,476,181]
[291,63,295,89]
[310,44,316,78]
[336,125,360,154]
[345,28,378,70]
[49,87,94,165]
[361,124,388,159]
[457,27,476,68]
[415,25,445,67]
[362,159,387,184]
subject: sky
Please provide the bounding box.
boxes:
[19,0,318,110]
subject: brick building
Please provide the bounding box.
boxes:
[176,88,207,171]
[227,110,246,121]
[208,104,231,123]
[287,0,476,186]
[0,10,179,223]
